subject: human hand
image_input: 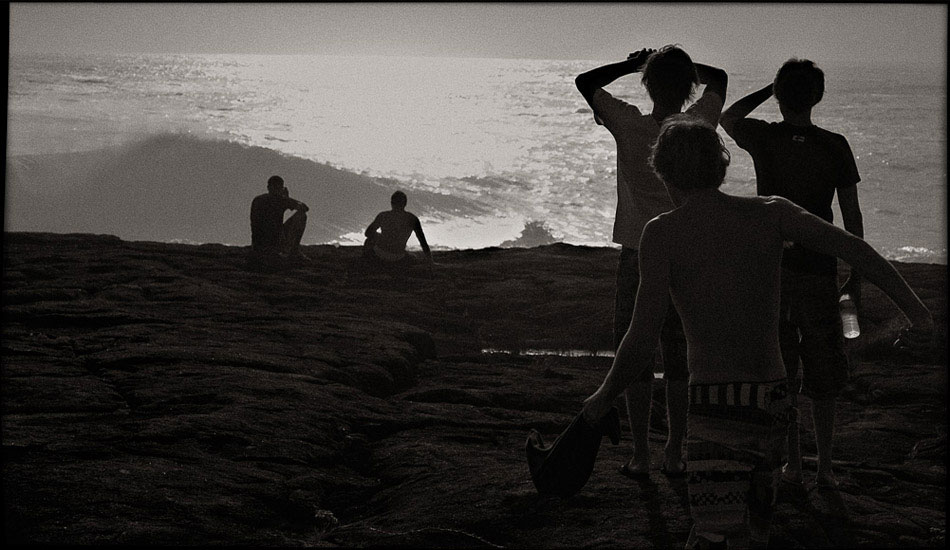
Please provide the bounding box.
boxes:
[893,318,935,358]
[581,390,611,426]
[627,48,655,67]
[840,276,863,310]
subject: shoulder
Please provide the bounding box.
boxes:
[727,117,772,146]
[757,194,795,208]
[593,88,642,116]
[719,194,796,218]
[639,213,673,247]
[733,117,772,132]
[815,126,854,149]
[759,194,804,217]
[686,89,724,121]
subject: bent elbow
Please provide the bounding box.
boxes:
[575,73,591,94]
[712,70,728,97]
[715,68,728,85]
[719,114,735,134]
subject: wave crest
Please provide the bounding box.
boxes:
[499,220,560,248]
[6,132,477,245]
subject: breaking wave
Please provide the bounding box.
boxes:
[5,132,482,246]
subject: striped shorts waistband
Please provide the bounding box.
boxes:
[689,380,787,411]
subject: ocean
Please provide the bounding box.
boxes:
[6,53,946,263]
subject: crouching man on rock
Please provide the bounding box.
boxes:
[248,175,310,270]
[580,117,933,549]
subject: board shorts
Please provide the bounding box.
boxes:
[372,244,408,263]
[779,269,849,400]
[614,247,688,382]
[686,379,795,546]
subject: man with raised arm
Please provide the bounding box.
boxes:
[720,59,865,492]
[575,45,728,479]
[249,175,310,268]
[581,117,932,549]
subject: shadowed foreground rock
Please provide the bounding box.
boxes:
[2,232,946,547]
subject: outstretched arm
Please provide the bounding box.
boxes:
[575,49,654,121]
[694,63,728,103]
[720,83,772,137]
[582,220,670,423]
[778,199,932,333]
[414,218,433,264]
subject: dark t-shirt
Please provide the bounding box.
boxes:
[730,119,860,274]
[250,193,301,250]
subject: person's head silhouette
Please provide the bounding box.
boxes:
[267,175,285,195]
[773,59,825,114]
[650,115,731,193]
[391,190,408,210]
[642,45,700,111]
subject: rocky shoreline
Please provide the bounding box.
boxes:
[2,232,946,547]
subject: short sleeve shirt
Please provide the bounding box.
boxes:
[592,88,724,248]
[730,119,860,274]
[250,193,301,249]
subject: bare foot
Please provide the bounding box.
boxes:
[660,456,687,477]
[618,459,650,479]
[780,463,803,484]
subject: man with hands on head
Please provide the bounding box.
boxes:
[575,45,727,479]
[720,59,866,491]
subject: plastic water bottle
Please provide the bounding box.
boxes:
[839,293,860,339]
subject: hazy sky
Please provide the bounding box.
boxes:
[8,3,948,69]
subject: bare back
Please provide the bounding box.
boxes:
[372,209,420,255]
[654,192,788,384]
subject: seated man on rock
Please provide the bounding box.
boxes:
[248,175,310,269]
[357,190,434,281]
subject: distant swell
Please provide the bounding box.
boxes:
[68,75,110,84]
[5,133,479,246]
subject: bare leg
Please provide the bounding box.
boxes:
[281,210,308,256]
[624,382,653,472]
[813,397,837,487]
[664,378,688,470]
[783,391,803,482]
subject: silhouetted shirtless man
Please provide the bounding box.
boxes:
[249,175,309,268]
[581,117,933,549]
[361,191,433,278]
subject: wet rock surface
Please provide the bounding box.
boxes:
[2,232,946,547]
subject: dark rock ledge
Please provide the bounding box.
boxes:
[2,232,945,547]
